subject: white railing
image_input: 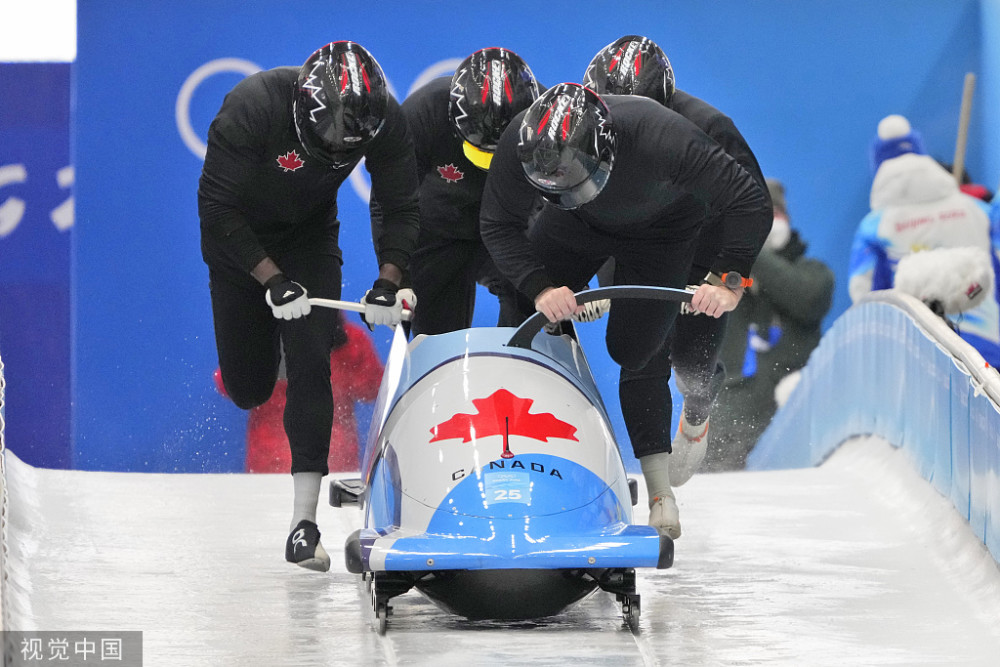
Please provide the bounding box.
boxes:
[0,351,8,633]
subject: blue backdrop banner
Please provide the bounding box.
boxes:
[0,63,73,469]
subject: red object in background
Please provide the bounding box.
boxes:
[960,183,992,202]
[214,319,384,473]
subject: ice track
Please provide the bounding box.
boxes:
[3,437,1000,666]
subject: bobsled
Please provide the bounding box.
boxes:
[318,286,691,633]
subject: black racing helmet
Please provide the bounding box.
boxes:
[293,41,388,166]
[583,35,675,105]
[449,47,540,170]
[517,83,616,210]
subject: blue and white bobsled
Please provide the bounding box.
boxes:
[328,287,691,632]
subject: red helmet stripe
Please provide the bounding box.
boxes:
[537,106,553,134]
[634,52,642,76]
[360,64,371,92]
[561,113,570,140]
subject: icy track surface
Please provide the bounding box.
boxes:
[4,436,1000,666]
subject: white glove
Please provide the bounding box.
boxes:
[573,299,611,322]
[264,275,311,320]
[361,279,407,329]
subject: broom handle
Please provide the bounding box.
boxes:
[952,72,975,185]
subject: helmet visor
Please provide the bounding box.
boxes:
[521,145,611,209]
[294,99,378,167]
[530,160,611,209]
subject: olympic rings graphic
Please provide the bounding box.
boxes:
[176,57,463,204]
[175,58,262,160]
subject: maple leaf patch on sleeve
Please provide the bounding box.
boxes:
[277,150,305,172]
[436,163,465,182]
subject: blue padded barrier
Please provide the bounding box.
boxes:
[747,291,1000,564]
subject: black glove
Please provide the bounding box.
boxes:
[264,274,311,320]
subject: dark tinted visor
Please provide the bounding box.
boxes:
[524,159,611,210]
[294,100,376,167]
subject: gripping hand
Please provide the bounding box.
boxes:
[690,283,742,318]
[362,278,404,329]
[265,274,311,320]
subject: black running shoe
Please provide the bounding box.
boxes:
[285,520,331,572]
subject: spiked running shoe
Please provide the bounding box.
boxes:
[648,493,681,540]
[285,520,331,572]
[668,414,709,487]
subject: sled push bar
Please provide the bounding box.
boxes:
[308,297,413,322]
[506,285,694,350]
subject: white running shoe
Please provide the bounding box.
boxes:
[668,413,709,487]
[648,492,681,539]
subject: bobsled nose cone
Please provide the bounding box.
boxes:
[657,534,674,569]
[345,529,363,574]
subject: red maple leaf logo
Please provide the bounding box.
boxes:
[277,150,304,172]
[437,163,464,183]
[429,389,577,459]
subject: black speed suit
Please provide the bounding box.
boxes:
[198,67,419,475]
[480,95,771,458]
[399,76,519,334]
